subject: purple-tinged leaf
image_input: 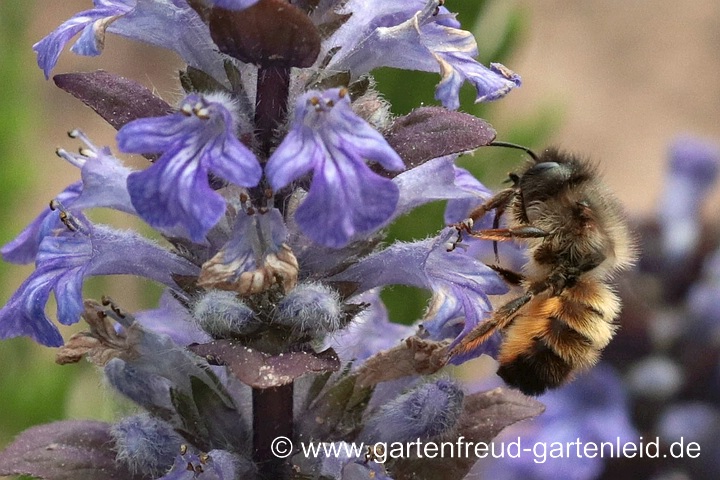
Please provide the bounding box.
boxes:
[0,420,147,480]
[355,336,447,388]
[384,107,496,173]
[208,0,321,68]
[189,340,340,388]
[54,70,173,131]
[298,371,374,440]
[458,387,545,442]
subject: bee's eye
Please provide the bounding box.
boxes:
[520,162,571,202]
[525,161,561,176]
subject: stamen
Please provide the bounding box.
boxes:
[309,96,322,111]
[196,107,211,119]
[239,192,255,215]
[67,128,100,152]
[49,199,82,232]
[180,103,193,116]
[79,147,97,158]
[56,147,85,169]
[445,219,474,252]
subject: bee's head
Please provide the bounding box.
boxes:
[518,159,573,204]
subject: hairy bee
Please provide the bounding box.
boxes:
[447,144,636,395]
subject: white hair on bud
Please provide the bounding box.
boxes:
[111,413,182,476]
[192,289,257,338]
[274,282,343,336]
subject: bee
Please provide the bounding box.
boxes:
[446,143,636,395]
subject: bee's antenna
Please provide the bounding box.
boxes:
[489,141,540,163]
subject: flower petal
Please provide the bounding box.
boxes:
[267,88,403,247]
[0,218,198,347]
[295,156,399,248]
[326,0,519,109]
[119,93,261,241]
[33,0,134,78]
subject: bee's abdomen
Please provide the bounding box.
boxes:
[496,280,620,395]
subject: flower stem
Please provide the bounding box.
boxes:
[255,65,291,158]
[253,383,294,479]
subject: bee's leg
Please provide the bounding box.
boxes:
[487,264,524,286]
[466,188,516,223]
[446,188,516,252]
[445,273,558,362]
[471,226,549,241]
[445,289,535,361]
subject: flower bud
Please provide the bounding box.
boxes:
[111,414,182,476]
[104,358,174,413]
[192,289,258,338]
[360,379,464,443]
[274,282,343,335]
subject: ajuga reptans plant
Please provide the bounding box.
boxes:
[0,1,545,479]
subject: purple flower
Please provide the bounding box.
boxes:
[1,182,83,265]
[266,88,404,248]
[2,132,135,264]
[331,229,508,360]
[197,206,300,296]
[33,0,134,79]
[658,135,720,259]
[444,166,494,224]
[2,2,538,479]
[118,93,261,242]
[0,220,198,347]
[34,0,227,82]
[325,0,520,110]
